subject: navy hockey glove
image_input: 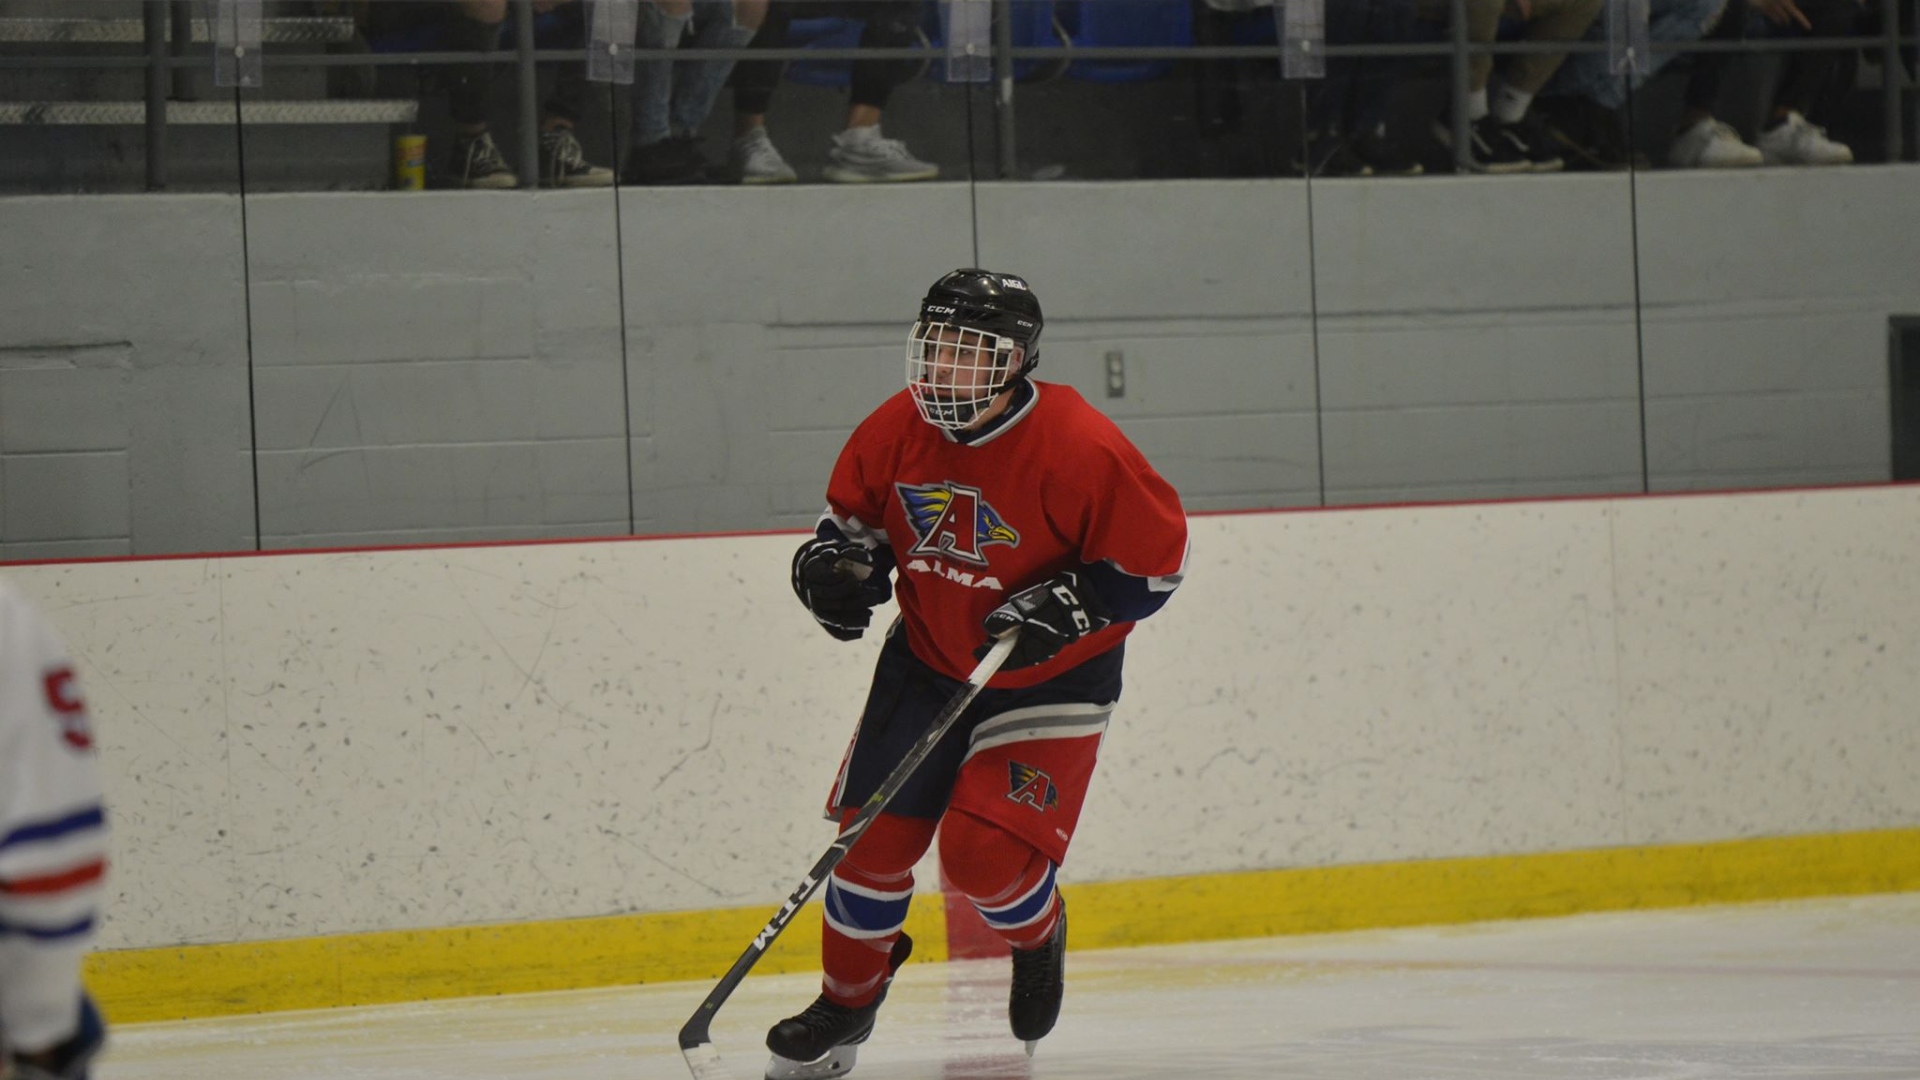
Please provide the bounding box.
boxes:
[792,537,880,641]
[976,570,1113,671]
[10,994,105,1080]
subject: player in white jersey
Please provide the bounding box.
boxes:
[0,578,108,1080]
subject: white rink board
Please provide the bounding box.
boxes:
[9,486,1920,950]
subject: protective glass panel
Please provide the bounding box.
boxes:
[1633,0,1908,492]
[1309,0,1647,506]
[974,0,1323,512]
[242,1,631,549]
[0,0,253,558]
[614,0,980,535]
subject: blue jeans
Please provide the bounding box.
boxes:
[1548,0,1728,110]
[631,0,756,146]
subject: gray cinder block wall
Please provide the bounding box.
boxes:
[1,167,1915,559]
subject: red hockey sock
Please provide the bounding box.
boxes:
[820,812,936,1007]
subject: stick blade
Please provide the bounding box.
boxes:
[682,1039,751,1080]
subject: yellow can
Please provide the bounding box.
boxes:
[393,134,427,191]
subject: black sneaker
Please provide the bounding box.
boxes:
[1533,97,1627,172]
[620,136,711,186]
[1502,110,1566,173]
[539,127,613,188]
[447,131,518,189]
[1350,122,1424,177]
[766,934,913,1079]
[1432,114,1530,174]
[1009,901,1067,1045]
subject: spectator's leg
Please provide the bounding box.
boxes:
[669,0,762,138]
[730,0,792,135]
[1550,0,1722,112]
[448,0,507,134]
[1665,0,1762,165]
[1345,0,1428,173]
[541,0,589,130]
[631,0,693,148]
[1414,0,1500,108]
[536,0,613,187]
[844,0,922,129]
[1539,5,1617,109]
[1769,0,1859,126]
[824,0,938,181]
[1417,0,1525,169]
[1462,0,1500,106]
[1309,0,1371,137]
[1190,0,1243,133]
[1347,0,1419,132]
[446,0,518,187]
[1502,0,1604,109]
[624,0,715,182]
[1681,0,1744,123]
[715,0,793,181]
[1752,0,1855,161]
[1476,0,1601,171]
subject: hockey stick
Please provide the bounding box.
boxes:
[678,631,1022,1080]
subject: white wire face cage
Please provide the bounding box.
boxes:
[906,320,1023,430]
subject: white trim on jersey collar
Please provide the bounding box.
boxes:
[945,381,1039,447]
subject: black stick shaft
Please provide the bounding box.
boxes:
[678,633,1019,1069]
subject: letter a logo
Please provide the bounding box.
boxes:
[1006,762,1059,812]
[897,481,1020,568]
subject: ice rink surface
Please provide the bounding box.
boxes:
[103,892,1920,1080]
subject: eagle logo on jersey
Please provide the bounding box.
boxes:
[895,481,1020,567]
[1006,762,1059,812]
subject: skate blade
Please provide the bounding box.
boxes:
[766,1045,859,1080]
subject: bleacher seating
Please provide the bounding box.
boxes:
[0,10,416,129]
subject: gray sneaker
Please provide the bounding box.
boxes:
[449,131,518,189]
[823,126,938,183]
[540,127,613,188]
[732,126,797,185]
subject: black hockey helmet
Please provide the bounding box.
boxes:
[917,268,1044,375]
[907,269,1045,431]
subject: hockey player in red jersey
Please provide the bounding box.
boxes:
[0,579,109,1080]
[770,269,1189,1078]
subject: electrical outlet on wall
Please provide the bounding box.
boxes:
[1105,350,1126,399]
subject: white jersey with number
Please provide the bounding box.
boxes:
[0,578,108,1055]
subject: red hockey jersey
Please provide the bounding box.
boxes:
[824,381,1188,688]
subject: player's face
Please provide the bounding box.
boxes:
[906,320,1018,430]
[924,325,1002,396]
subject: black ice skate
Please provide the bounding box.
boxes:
[765,934,913,1080]
[1009,900,1067,1052]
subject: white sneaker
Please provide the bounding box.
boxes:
[1755,111,1853,166]
[1667,117,1762,169]
[732,126,796,185]
[823,125,939,183]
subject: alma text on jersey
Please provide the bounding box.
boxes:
[904,557,1003,590]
